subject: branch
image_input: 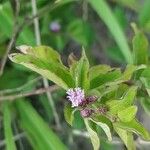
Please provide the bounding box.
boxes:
[0,85,59,101]
[0,76,42,96]
[31,0,62,130]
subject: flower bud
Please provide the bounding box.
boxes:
[80,108,93,118]
[49,21,61,33]
[98,106,108,114]
[86,96,98,104]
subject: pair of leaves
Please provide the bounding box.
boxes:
[84,119,100,150]
[84,115,112,150]
[9,46,75,90]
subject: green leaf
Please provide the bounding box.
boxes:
[3,101,17,150]
[64,103,75,126]
[15,100,67,150]
[132,29,148,65]
[9,53,75,90]
[89,65,112,80]
[91,115,113,141]
[84,119,100,150]
[113,125,135,150]
[114,119,150,140]
[70,49,89,90]
[88,0,132,63]
[118,106,137,122]
[17,45,62,64]
[90,69,121,89]
[107,86,137,114]
[105,65,146,87]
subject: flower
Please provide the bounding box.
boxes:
[80,108,93,117]
[66,87,85,107]
[49,21,61,32]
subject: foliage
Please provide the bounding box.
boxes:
[0,0,150,150]
[10,43,150,150]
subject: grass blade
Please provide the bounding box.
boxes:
[3,102,17,150]
[88,0,132,63]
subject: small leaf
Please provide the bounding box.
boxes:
[64,103,75,126]
[84,119,100,150]
[118,106,137,122]
[3,101,17,150]
[113,125,135,150]
[91,115,113,141]
[114,119,150,140]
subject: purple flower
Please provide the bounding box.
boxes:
[49,21,61,33]
[66,87,85,107]
[80,108,93,117]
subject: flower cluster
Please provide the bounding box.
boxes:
[66,87,85,107]
[66,87,100,118]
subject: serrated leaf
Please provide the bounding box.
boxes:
[91,115,113,141]
[15,100,67,150]
[113,125,135,150]
[84,119,100,150]
[9,53,75,90]
[118,106,137,122]
[64,103,75,126]
[114,119,150,140]
[3,102,17,150]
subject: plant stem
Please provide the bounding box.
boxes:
[31,0,61,130]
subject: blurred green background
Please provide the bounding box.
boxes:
[0,0,150,149]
